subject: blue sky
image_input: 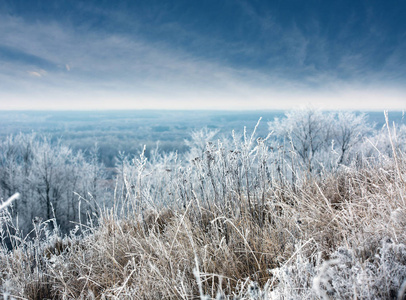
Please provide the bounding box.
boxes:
[0,0,405,110]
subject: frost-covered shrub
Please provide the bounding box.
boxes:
[362,123,406,160]
[270,240,406,300]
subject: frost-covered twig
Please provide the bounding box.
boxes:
[0,193,20,212]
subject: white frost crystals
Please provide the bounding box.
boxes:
[0,193,19,212]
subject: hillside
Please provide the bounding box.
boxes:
[1,110,406,299]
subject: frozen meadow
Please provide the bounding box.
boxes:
[0,110,406,299]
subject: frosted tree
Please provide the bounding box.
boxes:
[333,112,371,164]
[268,109,372,172]
[268,109,332,172]
[0,133,107,234]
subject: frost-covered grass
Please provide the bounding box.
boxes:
[1,111,406,299]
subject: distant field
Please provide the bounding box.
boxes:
[0,110,403,167]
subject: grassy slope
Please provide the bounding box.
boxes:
[1,134,406,299]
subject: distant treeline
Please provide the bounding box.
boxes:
[0,110,403,167]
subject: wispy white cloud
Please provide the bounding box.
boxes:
[0,8,404,111]
[27,69,47,77]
